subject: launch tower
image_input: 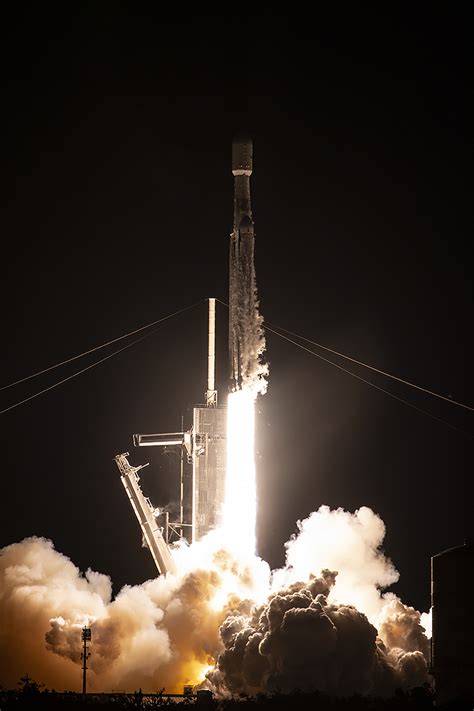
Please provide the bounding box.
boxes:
[191,298,227,541]
[115,298,227,573]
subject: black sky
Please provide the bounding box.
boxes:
[1,7,472,615]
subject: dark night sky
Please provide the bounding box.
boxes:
[1,7,472,616]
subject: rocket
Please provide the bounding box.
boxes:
[229,134,256,391]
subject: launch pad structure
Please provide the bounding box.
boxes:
[114,297,227,573]
[114,136,256,575]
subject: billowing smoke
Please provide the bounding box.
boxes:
[0,507,430,696]
[0,531,266,692]
[209,506,430,696]
[238,271,268,397]
[274,506,400,625]
[210,573,428,696]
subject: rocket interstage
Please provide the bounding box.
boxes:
[229,135,265,393]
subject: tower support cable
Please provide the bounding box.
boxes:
[1,300,204,391]
[1,300,203,415]
[265,324,472,439]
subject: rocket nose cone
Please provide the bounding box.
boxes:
[232,134,253,176]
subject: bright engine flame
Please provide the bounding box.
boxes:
[222,389,257,555]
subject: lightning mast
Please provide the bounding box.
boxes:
[206,297,217,407]
[192,297,226,541]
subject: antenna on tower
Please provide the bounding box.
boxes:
[81,626,91,695]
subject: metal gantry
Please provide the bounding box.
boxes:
[114,298,227,574]
[113,453,175,575]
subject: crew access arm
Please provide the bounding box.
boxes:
[114,452,175,575]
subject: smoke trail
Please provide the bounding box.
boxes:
[229,240,268,396]
[239,263,268,396]
[0,508,430,696]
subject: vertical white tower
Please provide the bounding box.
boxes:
[192,298,227,542]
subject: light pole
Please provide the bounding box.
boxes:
[81,627,91,694]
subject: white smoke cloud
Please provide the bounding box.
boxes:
[0,508,431,696]
[0,537,110,690]
[209,507,430,697]
[273,506,400,627]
